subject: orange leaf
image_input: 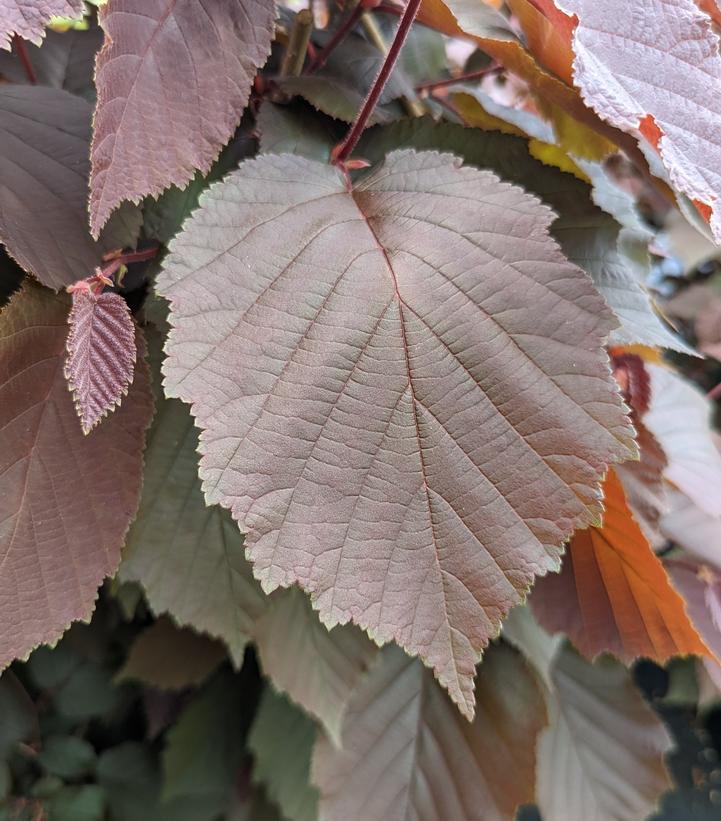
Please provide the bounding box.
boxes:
[506,0,575,85]
[532,469,712,663]
[419,0,663,188]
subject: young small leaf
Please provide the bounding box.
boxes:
[157,149,634,719]
[0,0,82,49]
[0,283,153,670]
[89,0,276,236]
[65,288,136,434]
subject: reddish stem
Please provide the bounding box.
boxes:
[13,36,37,84]
[307,3,364,74]
[416,63,500,93]
[708,380,721,401]
[333,0,423,164]
[101,246,160,266]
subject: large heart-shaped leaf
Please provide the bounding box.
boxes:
[0,283,153,669]
[157,149,633,718]
[89,0,276,236]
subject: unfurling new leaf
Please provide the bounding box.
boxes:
[65,288,136,434]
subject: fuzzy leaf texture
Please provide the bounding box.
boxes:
[65,289,136,434]
[0,0,82,48]
[531,469,710,663]
[0,284,153,670]
[553,0,721,240]
[157,149,634,719]
[89,0,276,236]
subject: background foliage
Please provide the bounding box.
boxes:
[2,0,721,819]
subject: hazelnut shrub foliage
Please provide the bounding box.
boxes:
[3,0,721,818]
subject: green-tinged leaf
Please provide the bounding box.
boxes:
[255,588,376,746]
[116,617,226,691]
[142,126,256,246]
[529,634,672,821]
[256,101,341,163]
[97,742,197,821]
[0,26,102,99]
[312,642,546,821]
[38,735,96,779]
[54,661,121,720]
[278,75,401,125]
[157,148,633,719]
[118,336,267,665]
[248,689,319,821]
[120,336,382,736]
[162,670,248,819]
[0,284,153,671]
[277,27,410,125]
[24,642,80,691]
[355,118,691,352]
[0,672,37,758]
[45,785,105,821]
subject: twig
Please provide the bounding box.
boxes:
[359,10,425,117]
[279,9,314,77]
[13,36,37,84]
[307,2,364,74]
[332,0,424,164]
[416,63,500,94]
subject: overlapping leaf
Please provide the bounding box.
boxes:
[0,26,102,98]
[158,148,633,719]
[531,469,709,662]
[116,617,226,691]
[0,283,153,669]
[249,688,319,821]
[65,289,136,433]
[297,115,686,352]
[254,588,376,746]
[120,341,376,738]
[552,0,721,241]
[661,489,721,571]
[505,608,672,821]
[89,0,276,236]
[0,86,139,290]
[0,0,82,49]
[312,642,546,821]
[644,365,721,517]
[537,645,672,821]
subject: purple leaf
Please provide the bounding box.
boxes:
[89,0,276,236]
[0,0,82,49]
